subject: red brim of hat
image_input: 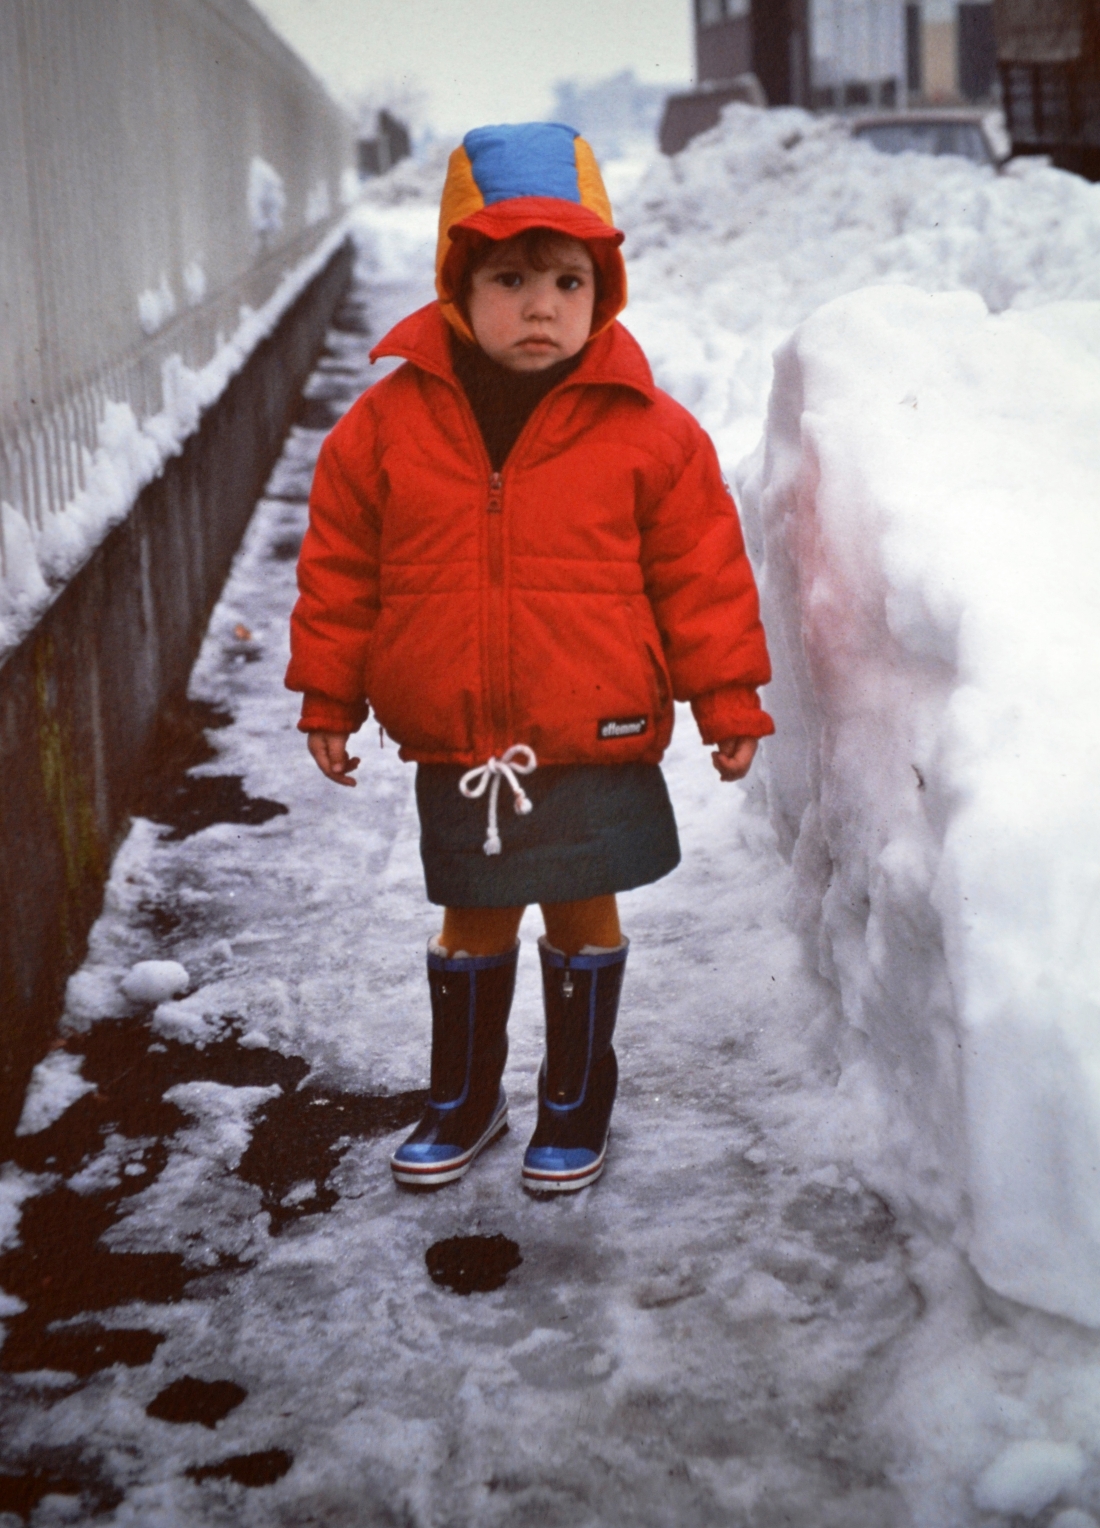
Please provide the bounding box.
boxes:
[448,195,624,249]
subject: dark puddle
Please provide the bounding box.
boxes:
[134,694,288,840]
[293,395,343,431]
[2,1325,163,1377]
[150,775,288,840]
[187,1448,293,1488]
[239,1085,426,1233]
[0,1010,420,1507]
[0,1458,123,1522]
[425,1234,523,1296]
[2,1020,307,1377]
[330,291,371,336]
[294,358,367,430]
[146,1375,246,1428]
[261,457,313,503]
[781,1182,898,1263]
[3,1014,427,1377]
[269,533,303,562]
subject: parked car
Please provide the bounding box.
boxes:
[849,109,1009,169]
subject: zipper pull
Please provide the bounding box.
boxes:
[487,472,502,514]
[562,962,574,1000]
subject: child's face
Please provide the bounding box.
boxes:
[466,235,596,372]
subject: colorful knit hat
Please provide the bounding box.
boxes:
[436,121,627,343]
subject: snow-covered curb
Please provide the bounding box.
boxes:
[0,215,357,660]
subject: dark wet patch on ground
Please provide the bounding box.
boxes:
[2,1014,428,1387]
[11,1019,310,1179]
[260,454,313,503]
[238,1084,427,1233]
[426,1234,523,1295]
[293,395,343,430]
[146,1375,247,1427]
[3,1325,163,1378]
[0,1178,190,1374]
[291,295,371,431]
[0,1006,418,1506]
[0,1455,124,1521]
[330,290,371,336]
[781,1182,898,1263]
[2,1019,301,1378]
[148,774,288,840]
[268,532,303,562]
[134,694,288,841]
[187,1448,293,1487]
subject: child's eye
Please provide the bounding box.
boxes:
[557,275,584,292]
[493,271,523,289]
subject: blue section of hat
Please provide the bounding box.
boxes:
[462,122,581,206]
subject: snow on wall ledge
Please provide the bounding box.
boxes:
[0,217,354,663]
[740,284,1100,1326]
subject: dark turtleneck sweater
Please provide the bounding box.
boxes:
[450,336,584,472]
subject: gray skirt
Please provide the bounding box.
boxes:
[416,762,680,908]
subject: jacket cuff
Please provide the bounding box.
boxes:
[690,685,775,746]
[298,694,369,735]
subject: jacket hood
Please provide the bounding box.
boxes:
[435,121,627,344]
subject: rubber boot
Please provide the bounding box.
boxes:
[390,943,517,1187]
[522,938,628,1193]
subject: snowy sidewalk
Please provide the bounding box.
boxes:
[0,257,924,1527]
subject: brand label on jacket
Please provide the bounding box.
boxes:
[598,716,648,740]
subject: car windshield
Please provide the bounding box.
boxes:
[854,121,992,166]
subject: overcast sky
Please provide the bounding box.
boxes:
[252,0,694,136]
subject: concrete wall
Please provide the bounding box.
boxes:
[0,238,353,1142]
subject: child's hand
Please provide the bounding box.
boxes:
[712,737,758,783]
[307,730,361,787]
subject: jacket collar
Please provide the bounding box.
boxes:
[369,301,657,404]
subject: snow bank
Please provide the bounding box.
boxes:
[0,216,356,659]
[741,282,1100,1324]
[619,105,1100,468]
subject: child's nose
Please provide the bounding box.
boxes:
[522,275,558,317]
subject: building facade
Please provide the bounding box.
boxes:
[691,0,996,111]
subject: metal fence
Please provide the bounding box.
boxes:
[0,0,354,593]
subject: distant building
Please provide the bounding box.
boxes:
[809,0,906,108]
[994,0,1100,181]
[694,0,811,107]
[662,0,998,153]
[909,0,997,102]
[357,110,411,177]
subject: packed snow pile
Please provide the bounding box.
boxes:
[739,282,1100,1325]
[619,104,1100,467]
[119,958,190,1006]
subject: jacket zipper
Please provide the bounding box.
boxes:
[447,378,581,757]
[486,470,508,748]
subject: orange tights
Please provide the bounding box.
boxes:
[439,894,621,958]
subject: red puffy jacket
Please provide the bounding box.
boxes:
[286,300,773,766]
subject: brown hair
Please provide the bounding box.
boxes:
[455,227,603,322]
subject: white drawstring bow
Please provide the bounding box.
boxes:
[459,745,538,855]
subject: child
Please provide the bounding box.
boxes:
[286,122,773,1194]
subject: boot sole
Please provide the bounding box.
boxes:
[390,1103,509,1187]
[521,1139,608,1194]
